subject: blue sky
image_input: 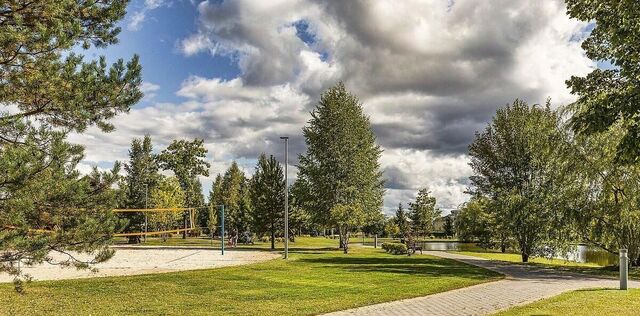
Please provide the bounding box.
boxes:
[84,0,238,105]
[73,0,597,215]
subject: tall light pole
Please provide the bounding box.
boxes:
[280,136,289,259]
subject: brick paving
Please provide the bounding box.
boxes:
[326,251,639,316]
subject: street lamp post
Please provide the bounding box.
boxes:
[280,136,289,260]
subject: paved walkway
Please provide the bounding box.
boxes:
[326,251,639,316]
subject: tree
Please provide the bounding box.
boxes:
[408,188,440,238]
[331,204,365,254]
[443,215,455,238]
[0,0,142,290]
[455,197,498,249]
[297,82,385,243]
[207,174,224,235]
[565,0,640,163]
[554,120,640,265]
[148,177,184,241]
[158,139,210,237]
[394,203,410,239]
[250,154,285,250]
[220,162,252,234]
[468,100,567,262]
[123,135,160,243]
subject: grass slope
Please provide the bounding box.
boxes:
[0,248,501,315]
[496,288,640,315]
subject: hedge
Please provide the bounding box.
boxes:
[381,242,407,255]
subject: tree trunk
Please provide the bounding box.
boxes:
[521,252,529,263]
[270,222,275,250]
[342,230,349,254]
[500,243,506,253]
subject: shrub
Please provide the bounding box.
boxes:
[382,242,407,255]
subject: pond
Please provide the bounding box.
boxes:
[372,240,619,266]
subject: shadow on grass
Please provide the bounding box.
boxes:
[300,255,500,279]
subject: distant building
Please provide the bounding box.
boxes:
[432,210,459,235]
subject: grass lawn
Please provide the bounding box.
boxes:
[114,236,358,249]
[496,288,640,315]
[0,247,502,315]
[453,250,640,280]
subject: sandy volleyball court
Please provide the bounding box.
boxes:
[0,248,279,283]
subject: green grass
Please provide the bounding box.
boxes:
[0,247,502,315]
[114,236,355,250]
[453,250,640,280]
[496,288,640,315]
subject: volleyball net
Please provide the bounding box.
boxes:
[112,207,198,237]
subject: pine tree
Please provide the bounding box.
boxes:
[123,135,160,242]
[220,162,252,234]
[250,154,285,249]
[408,188,440,238]
[394,203,410,239]
[297,82,385,250]
[0,1,142,290]
[207,174,224,235]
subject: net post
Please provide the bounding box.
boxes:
[221,205,225,256]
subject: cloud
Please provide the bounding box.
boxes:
[76,0,595,213]
[140,81,160,100]
[127,0,168,31]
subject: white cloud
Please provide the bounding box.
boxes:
[77,0,595,212]
[127,0,169,31]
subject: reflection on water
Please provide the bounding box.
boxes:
[564,245,618,266]
[375,240,618,266]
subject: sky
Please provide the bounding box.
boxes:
[70,0,596,215]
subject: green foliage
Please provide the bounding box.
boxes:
[217,162,252,233]
[122,135,160,238]
[330,203,365,253]
[148,177,184,241]
[250,153,285,249]
[394,203,410,238]
[443,215,454,237]
[158,139,209,207]
[455,197,498,248]
[408,188,440,237]
[565,0,640,163]
[297,82,385,228]
[157,139,209,235]
[0,0,142,289]
[381,243,408,255]
[468,100,569,262]
[554,120,640,265]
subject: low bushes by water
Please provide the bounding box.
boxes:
[382,243,408,255]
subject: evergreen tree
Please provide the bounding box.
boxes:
[123,135,160,242]
[207,174,224,235]
[297,82,385,247]
[0,0,142,289]
[408,188,440,238]
[220,162,252,234]
[394,203,410,239]
[250,154,285,249]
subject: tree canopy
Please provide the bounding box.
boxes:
[297,82,385,237]
[0,0,142,290]
[565,0,640,163]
